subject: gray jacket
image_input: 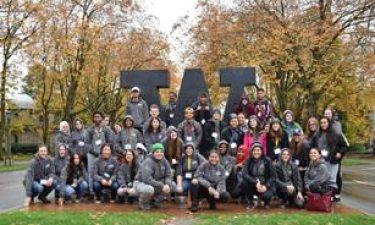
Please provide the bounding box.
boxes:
[92,157,119,183]
[218,140,236,177]
[54,155,69,183]
[60,162,88,197]
[143,130,166,152]
[177,120,202,148]
[126,98,149,127]
[119,128,144,150]
[71,129,87,156]
[177,143,206,178]
[304,159,331,189]
[136,155,173,191]
[55,131,73,156]
[86,125,115,157]
[23,155,55,197]
[194,161,226,193]
[117,162,139,188]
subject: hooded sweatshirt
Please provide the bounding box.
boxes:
[161,126,184,165]
[71,121,87,156]
[60,162,88,197]
[241,145,276,189]
[275,149,303,192]
[54,154,69,185]
[136,155,173,192]
[55,130,73,156]
[119,115,144,151]
[234,93,255,118]
[23,154,55,197]
[92,156,118,183]
[86,124,114,157]
[117,159,139,188]
[304,159,331,189]
[218,141,236,177]
[177,119,203,148]
[236,144,250,165]
[177,143,206,179]
[125,97,149,127]
[194,160,227,193]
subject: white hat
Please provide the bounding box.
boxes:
[131,86,140,92]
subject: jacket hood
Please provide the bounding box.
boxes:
[123,115,135,127]
[283,110,294,121]
[166,125,178,137]
[217,140,229,155]
[183,142,198,156]
[278,148,292,163]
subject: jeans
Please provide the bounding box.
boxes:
[65,180,89,199]
[93,180,119,199]
[31,180,56,198]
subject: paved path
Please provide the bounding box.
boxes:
[0,170,25,212]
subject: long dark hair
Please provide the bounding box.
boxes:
[318,116,336,148]
[123,149,138,181]
[67,153,84,181]
[267,120,283,142]
[147,117,162,133]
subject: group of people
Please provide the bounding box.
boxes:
[23,87,349,212]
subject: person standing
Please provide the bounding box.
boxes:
[71,118,88,169]
[55,121,72,156]
[177,107,203,149]
[254,88,273,125]
[125,86,149,132]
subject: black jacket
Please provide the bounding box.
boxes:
[311,131,348,164]
[242,156,276,192]
[266,133,289,161]
[275,160,303,192]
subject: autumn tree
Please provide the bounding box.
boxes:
[182,0,375,143]
[0,0,42,158]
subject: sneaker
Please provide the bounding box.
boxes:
[333,195,341,202]
[75,199,81,204]
[95,200,102,204]
[246,203,255,210]
[191,205,198,213]
[279,204,286,209]
[264,204,270,209]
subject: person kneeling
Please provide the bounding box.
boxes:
[117,148,139,203]
[233,142,276,209]
[23,145,56,206]
[59,153,89,205]
[190,150,230,212]
[275,148,304,208]
[134,143,176,210]
[93,144,119,203]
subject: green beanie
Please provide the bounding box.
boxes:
[152,143,164,152]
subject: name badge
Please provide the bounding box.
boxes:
[185,172,192,179]
[201,119,206,125]
[40,179,47,185]
[230,143,237,149]
[274,148,281,155]
[95,139,102,146]
[211,132,218,138]
[225,171,229,177]
[125,144,132,150]
[172,159,177,165]
[216,171,222,176]
[78,141,85,147]
[295,159,300,166]
[321,149,329,157]
[169,113,174,118]
[45,164,50,168]
[186,136,193,142]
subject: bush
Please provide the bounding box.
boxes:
[348,143,367,153]
[11,144,38,154]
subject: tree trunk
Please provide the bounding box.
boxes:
[0,59,8,160]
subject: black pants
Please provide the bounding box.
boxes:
[233,182,274,206]
[336,163,342,195]
[277,187,296,203]
[190,183,229,207]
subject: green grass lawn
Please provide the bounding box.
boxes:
[342,156,374,167]
[0,211,168,225]
[0,211,374,225]
[0,163,28,172]
[197,213,375,225]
